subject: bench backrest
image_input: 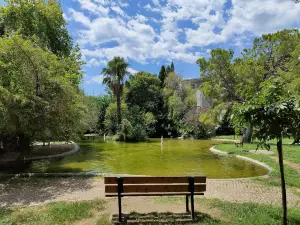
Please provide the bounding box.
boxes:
[104,176,206,197]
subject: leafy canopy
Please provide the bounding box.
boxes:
[1,0,73,57]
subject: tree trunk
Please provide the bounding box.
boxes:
[244,123,253,143]
[292,137,300,145]
[17,133,31,153]
[116,94,121,126]
[277,137,287,225]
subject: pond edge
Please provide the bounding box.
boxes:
[209,145,273,180]
[25,143,79,161]
[1,143,79,163]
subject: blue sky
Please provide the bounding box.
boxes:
[4,0,300,95]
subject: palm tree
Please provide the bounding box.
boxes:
[102,56,130,125]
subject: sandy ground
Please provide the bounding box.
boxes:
[1,177,299,210]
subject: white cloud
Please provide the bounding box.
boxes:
[63,13,70,22]
[86,58,107,67]
[93,0,110,5]
[220,0,300,40]
[128,67,139,74]
[74,0,109,16]
[71,0,300,65]
[119,2,129,7]
[152,0,161,7]
[111,6,127,17]
[144,4,160,12]
[68,8,91,27]
[135,14,148,23]
[91,75,104,84]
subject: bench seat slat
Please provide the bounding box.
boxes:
[105,184,206,193]
[105,192,205,197]
[104,176,206,184]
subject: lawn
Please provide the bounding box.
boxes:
[212,135,242,140]
[1,198,300,225]
[215,142,300,188]
[155,197,300,225]
[0,199,109,225]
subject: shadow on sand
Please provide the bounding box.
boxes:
[0,176,94,207]
[111,211,219,224]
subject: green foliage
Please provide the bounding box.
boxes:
[197,29,300,140]
[120,119,133,141]
[125,71,163,115]
[0,35,85,151]
[125,71,163,136]
[1,0,73,58]
[158,65,167,87]
[104,103,128,135]
[105,90,157,141]
[125,106,148,141]
[93,95,114,133]
[171,61,175,72]
[200,103,230,130]
[180,107,211,138]
[145,112,157,136]
[163,72,204,137]
[232,78,300,143]
[81,95,106,133]
[251,29,300,80]
[197,48,238,104]
[102,56,130,125]
[166,65,172,74]
[158,62,175,87]
[233,57,265,101]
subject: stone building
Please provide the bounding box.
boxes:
[183,78,213,109]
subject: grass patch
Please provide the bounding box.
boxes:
[215,143,300,188]
[214,136,293,145]
[154,197,300,225]
[1,197,300,225]
[213,135,242,140]
[201,198,300,225]
[0,199,106,225]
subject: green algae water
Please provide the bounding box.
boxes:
[26,139,268,178]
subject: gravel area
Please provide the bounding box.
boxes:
[249,150,275,155]
[1,177,299,209]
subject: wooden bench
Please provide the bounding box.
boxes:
[104,176,207,222]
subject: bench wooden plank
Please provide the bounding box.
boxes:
[104,176,207,223]
[105,184,206,193]
[105,192,205,197]
[104,176,206,184]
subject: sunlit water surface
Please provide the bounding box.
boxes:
[22,139,268,178]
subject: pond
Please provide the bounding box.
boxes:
[8,139,269,178]
[4,139,268,178]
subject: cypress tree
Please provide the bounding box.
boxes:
[171,61,175,72]
[158,65,167,86]
[166,65,171,74]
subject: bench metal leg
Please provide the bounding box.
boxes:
[118,194,122,222]
[189,177,195,221]
[117,177,123,222]
[191,193,195,220]
[186,195,189,212]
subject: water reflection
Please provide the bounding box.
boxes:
[1,139,269,178]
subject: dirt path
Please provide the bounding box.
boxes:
[1,177,299,209]
[271,156,300,173]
